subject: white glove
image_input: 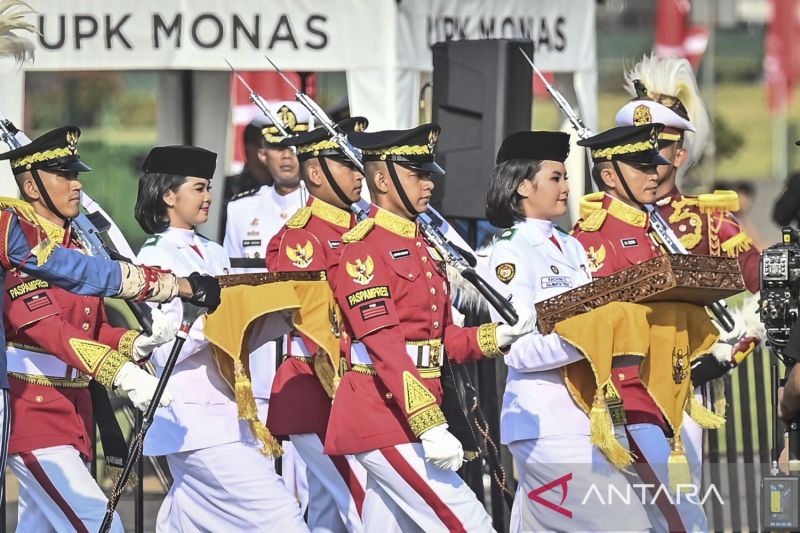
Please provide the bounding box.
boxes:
[495,305,536,347]
[132,309,177,361]
[420,424,464,471]
[113,362,173,412]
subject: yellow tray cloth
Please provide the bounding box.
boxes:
[205,280,341,456]
[556,301,718,487]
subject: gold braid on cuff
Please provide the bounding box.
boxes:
[408,404,447,437]
[477,322,504,358]
[118,263,179,302]
[94,350,130,389]
[117,330,140,360]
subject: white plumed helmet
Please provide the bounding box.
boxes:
[623,54,711,180]
[0,0,35,64]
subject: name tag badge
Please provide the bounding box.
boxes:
[390,248,411,260]
[541,276,572,289]
[621,238,638,248]
[242,239,261,247]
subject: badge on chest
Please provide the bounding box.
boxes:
[541,276,572,289]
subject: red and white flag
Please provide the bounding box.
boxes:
[765,0,800,112]
[230,72,315,171]
[654,0,709,69]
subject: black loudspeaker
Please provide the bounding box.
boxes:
[431,39,533,219]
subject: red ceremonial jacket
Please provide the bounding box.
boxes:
[655,186,760,292]
[572,193,667,429]
[265,196,354,438]
[324,205,503,456]
[4,218,139,459]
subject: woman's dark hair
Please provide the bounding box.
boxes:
[485,159,543,228]
[134,172,188,234]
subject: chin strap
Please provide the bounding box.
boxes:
[318,157,355,207]
[611,160,647,209]
[29,169,68,224]
[386,161,419,218]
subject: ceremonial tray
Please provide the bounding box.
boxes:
[535,254,745,334]
[217,270,327,287]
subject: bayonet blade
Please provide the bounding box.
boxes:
[224,59,258,94]
[518,47,548,83]
[264,55,300,92]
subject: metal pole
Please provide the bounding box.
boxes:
[134,410,144,533]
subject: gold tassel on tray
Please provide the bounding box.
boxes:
[313,349,340,399]
[589,386,634,468]
[685,394,725,429]
[668,434,692,492]
[233,360,283,456]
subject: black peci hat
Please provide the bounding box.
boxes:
[142,146,217,179]
[496,131,570,165]
[0,126,91,175]
[348,123,444,175]
[280,116,368,162]
[577,124,671,165]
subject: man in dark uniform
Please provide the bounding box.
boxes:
[266,116,369,533]
[325,124,534,532]
[222,119,274,204]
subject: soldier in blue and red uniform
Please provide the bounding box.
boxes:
[265,117,369,533]
[325,124,535,532]
[1,126,180,532]
[0,126,220,508]
[572,123,708,532]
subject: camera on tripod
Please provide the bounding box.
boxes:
[761,227,800,353]
[760,227,800,529]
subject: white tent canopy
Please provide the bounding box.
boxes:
[0,0,597,235]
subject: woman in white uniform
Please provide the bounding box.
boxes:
[133,146,309,533]
[486,132,650,533]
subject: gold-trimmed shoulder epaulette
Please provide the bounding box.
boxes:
[343,219,375,243]
[698,190,739,214]
[578,209,607,232]
[0,197,41,227]
[286,207,311,229]
[580,191,605,219]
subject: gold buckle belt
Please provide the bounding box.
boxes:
[350,364,441,379]
[9,372,91,389]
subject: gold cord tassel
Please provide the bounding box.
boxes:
[685,394,726,429]
[712,378,727,416]
[589,387,634,468]
[313,350,339,399]
[233,360,283,456]
[668,434,692,492]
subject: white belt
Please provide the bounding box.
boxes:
[285,334,313,358]
[7,345,85,380]
[350,341,444,368]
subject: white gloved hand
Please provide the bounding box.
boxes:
[420,424,464,471]
[132,309,177,361]
[495,305,536,347]
[113,362,173,412]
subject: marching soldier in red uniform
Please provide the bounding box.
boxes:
[615,54,762,501]
[618,54,760,292]
[325,124,534,532]
[572,123,708,533]
[1,127,179,532]
[266,117,369,533]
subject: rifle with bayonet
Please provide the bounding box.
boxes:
[263,55,519,326]
[517,48,735,332]
[0,110,155,331]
